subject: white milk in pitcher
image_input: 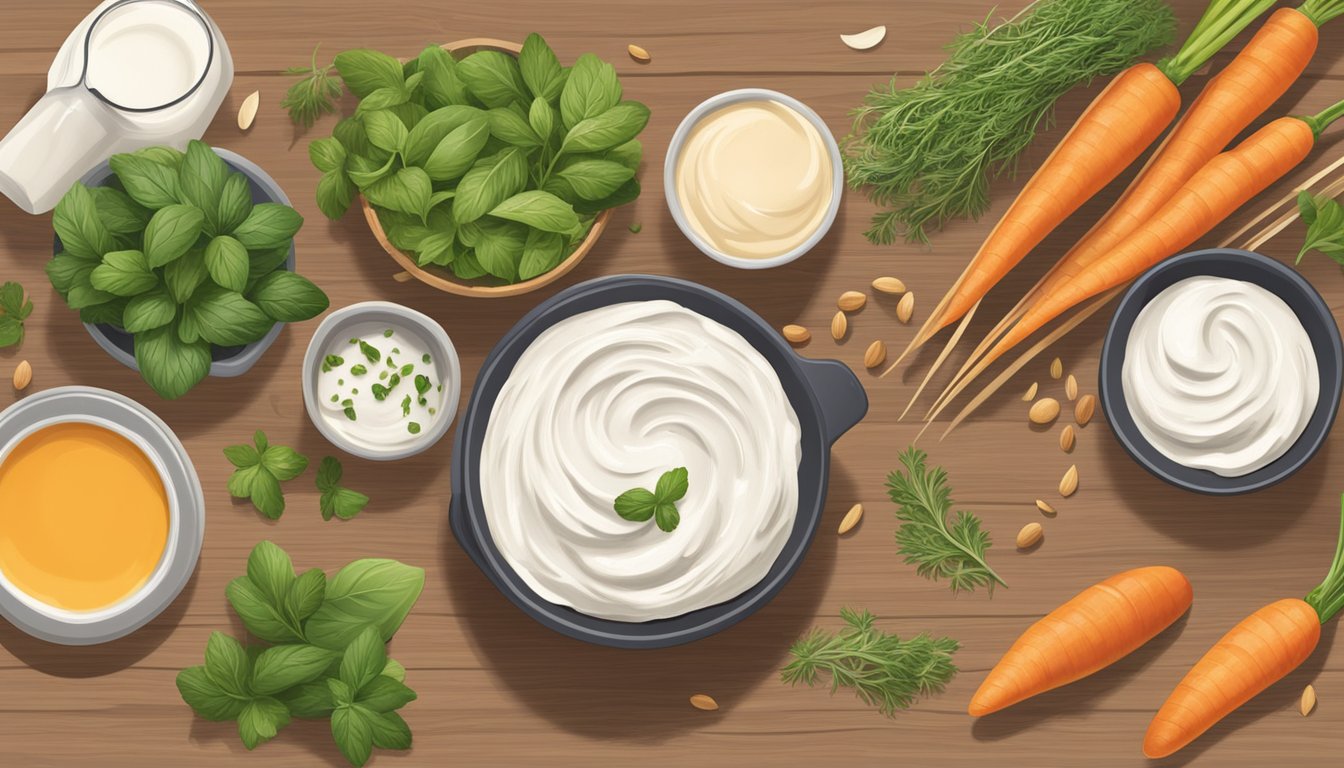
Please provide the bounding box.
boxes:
[85,1,211,109]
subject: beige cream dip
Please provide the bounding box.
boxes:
[674,99,834,259]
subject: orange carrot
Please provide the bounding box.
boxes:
[1143,497,1344,758]
[897,0,1278,364]
[969,566,1192,717]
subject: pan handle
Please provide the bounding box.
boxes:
[798,358,868,444]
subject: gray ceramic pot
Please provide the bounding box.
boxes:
[60,148,296,378]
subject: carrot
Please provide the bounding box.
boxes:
[969,566,1192,717]
[1143,497,1344,758]
[896,0,1278,365]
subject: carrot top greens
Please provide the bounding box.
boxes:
[1305,496,1344,624]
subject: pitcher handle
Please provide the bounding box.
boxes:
[0,86,116,214]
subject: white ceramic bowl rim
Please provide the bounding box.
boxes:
[301,301,462,461]
[663,88,844,270]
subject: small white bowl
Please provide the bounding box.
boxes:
[664,88,844,270]
[302,301,461,461]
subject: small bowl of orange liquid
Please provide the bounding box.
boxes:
[0,386,203,644]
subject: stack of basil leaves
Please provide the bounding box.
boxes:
[310,33,649,284]
[46,140,329,400]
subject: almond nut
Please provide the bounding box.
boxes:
[864,340,887,369]
[838,291,867,312]
[1059,425,1076,453]
[1059,465,1079,497]
[1016,522,1043,549]
[838,503,864,535]
[690,694,719,711]
[1065,374,1078,401]
[1028,397,1060,425]
[1036,499,1057,516]
[627,44,651,63]
[12,360,31,391]
[1021,382,1038,401]
[1050,357,1063,380]
[1075,394,1097,427]
[871,276,906,295]
[831,311,848,340]
[896,292,915,324]
[237,90,260,131]
[1301,684,1317,716]
[782,325,811,344]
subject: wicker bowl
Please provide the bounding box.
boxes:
[361,38,611,298]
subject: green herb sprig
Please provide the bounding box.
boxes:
[0,282,32,347]
[614,467,688,532]
[178,541,424,766]
[225,431,309,519]
[1296,190,1344,266]
[886,447,1005,594]
[317,456,369,521]
[782,608,959,717]
[282,45,344,129]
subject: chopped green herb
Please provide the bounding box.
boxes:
[359,340,381,363]
[391,347,401,355]
[337,378,344,386]
[321,354,344,373]
[350,364,367,376]
[414,375,430,395]
[341,398,353,406]
[343,406,357,421]
[400,364,414,377]
[400,395,411,417]
[350,387,359,395]
[223,431,308,520]
[614,467,689,532]
[330,394,339,403]
[371,383,389,401]
[629,222,642,233]
[348,337,359,345]
[428,407,436,416]
[407,422,421,435]
[386,357,396,368]
[437,383,443,392]
[383,329,394,338]
[316,456,370,521]
[421,353,431,364]
[418,397,427,407]
[379,370,389,380]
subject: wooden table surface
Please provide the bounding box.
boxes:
[2,1,1343,765]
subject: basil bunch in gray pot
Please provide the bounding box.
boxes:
[47,140,329,400]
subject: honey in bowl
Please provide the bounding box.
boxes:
[0,422,169,612]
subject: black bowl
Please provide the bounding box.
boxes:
[1099,248,1343,495]
[450,275,868,648]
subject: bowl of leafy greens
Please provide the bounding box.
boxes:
[47,141,329,400]
[299,35,648,298]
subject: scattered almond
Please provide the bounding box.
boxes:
[392,271,414,283]
[627,43,651,63]
[1016,522,1043,549]
[1059,465,1079,497]
[830,311,847,340]
[840,25,887,51]
[12,360,31,391]
[690,694,719,711]
[838,503,864,535]
[782,324,811,344]
[1021,382,1038,401]
[864,340,887,369]
[896,292,915,324]
[1059,424,1076,453]
[871,276,906,295]
[1065,374,1078,401]
[1301,684,1317,716]
[1028,397,1060,425]
[1050,357,1063,379]
[838,290,867,312]
[1036,499,1057,516]
[237,90,260,131]
[1075,394,1096,427]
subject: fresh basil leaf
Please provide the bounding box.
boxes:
[0,317,19,347]
[134,324,210,399]
[382,658,406,683]
[277,681,334,719]
[317,170,357,220]
[605,139,643,171]
[573,177,640,215]
[413,232,457,267]
[86,186,150,237]
[121,287,177,333]
[457,50,529,107]
[324,487,371,521]
[132,145,184,170]
[250,470,285,520]
[53,183,115,258]
[164,247,209,303]
[473,219,526,281]
[368,710,412,750]
[247,245,291,290]
[450,248,487,280]
[334,49,405,99]
[655,466,690,502]
[486,107,542,148]
[205,235,249,292]
[559,53,621,129]
[179,141,227,234]
[334,116,376,158]
[248,270,329,323]
[46,251,95,295]
[339,626,387,693]
[316,455,343,491]
[237,696,290,750]
[654,503,681,533]
[452,148,528,224]
[556,159,635,201]
[561,102,650,155]
[66,267,116,309]
[519,33,565,102]
[404,105,485,166]
[144,204,205,268]
[389,101,429,130]
[423,118,490,182]
[1297,192,1344,265]
[246,539,296,604]
[355,676,416,713]
[226,575,304,643]
[327,678,354,707]
[518,229,564,280]
[305,559,426,651]
[362,109,410,154]
[177,666,246,721]
[91,249,157,296]
[226,463,263,498]
[488,190,579,234]
[356,85,411,114]
[347,153,397,187]
[175,307,201,343]
[217,172,254,234]
[614,488,657,522]
[261,444,308,482]
[187,284,273,347]
[224,442,261,468]
[331,704,375,768]
[203,631,251,697]
[109,153,180,209]
[363,167,431,217]
[285,568,327,624]
[233,203,304,250]
[79,298,128,325]
[418,45,468,109]
[309,137,348,174]
[250,645,337,695]
[528,97,555,143]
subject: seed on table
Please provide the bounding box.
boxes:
[838,290,867,312]
[1065,374,1078,401]
[12,360,31,391]
[896,292,915,324]
[864,340,887,368]
[628,43,652,63]
[237,90,259,130]
[1075,394,1097,427]
[1060,425,1076,453]
[1050,357,1063,379]
[831,311,848,340]
[838,503,864,534]
[1036,499,1057,516]
[1016,522,1043,549]
[1059,465,1079,497]
[1022,382,1038,401]
[690,694,719,711]
[872,276,906,294]
[1301,684,1317,716]
[782,325,811,344]
[1029,397,1060,425]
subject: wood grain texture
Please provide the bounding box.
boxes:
[1,1,1342,765]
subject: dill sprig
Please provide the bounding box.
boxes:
[844,0,1176,244]
[281,44,344,128]
[887,447,1006,594]
[782,608,959,717]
